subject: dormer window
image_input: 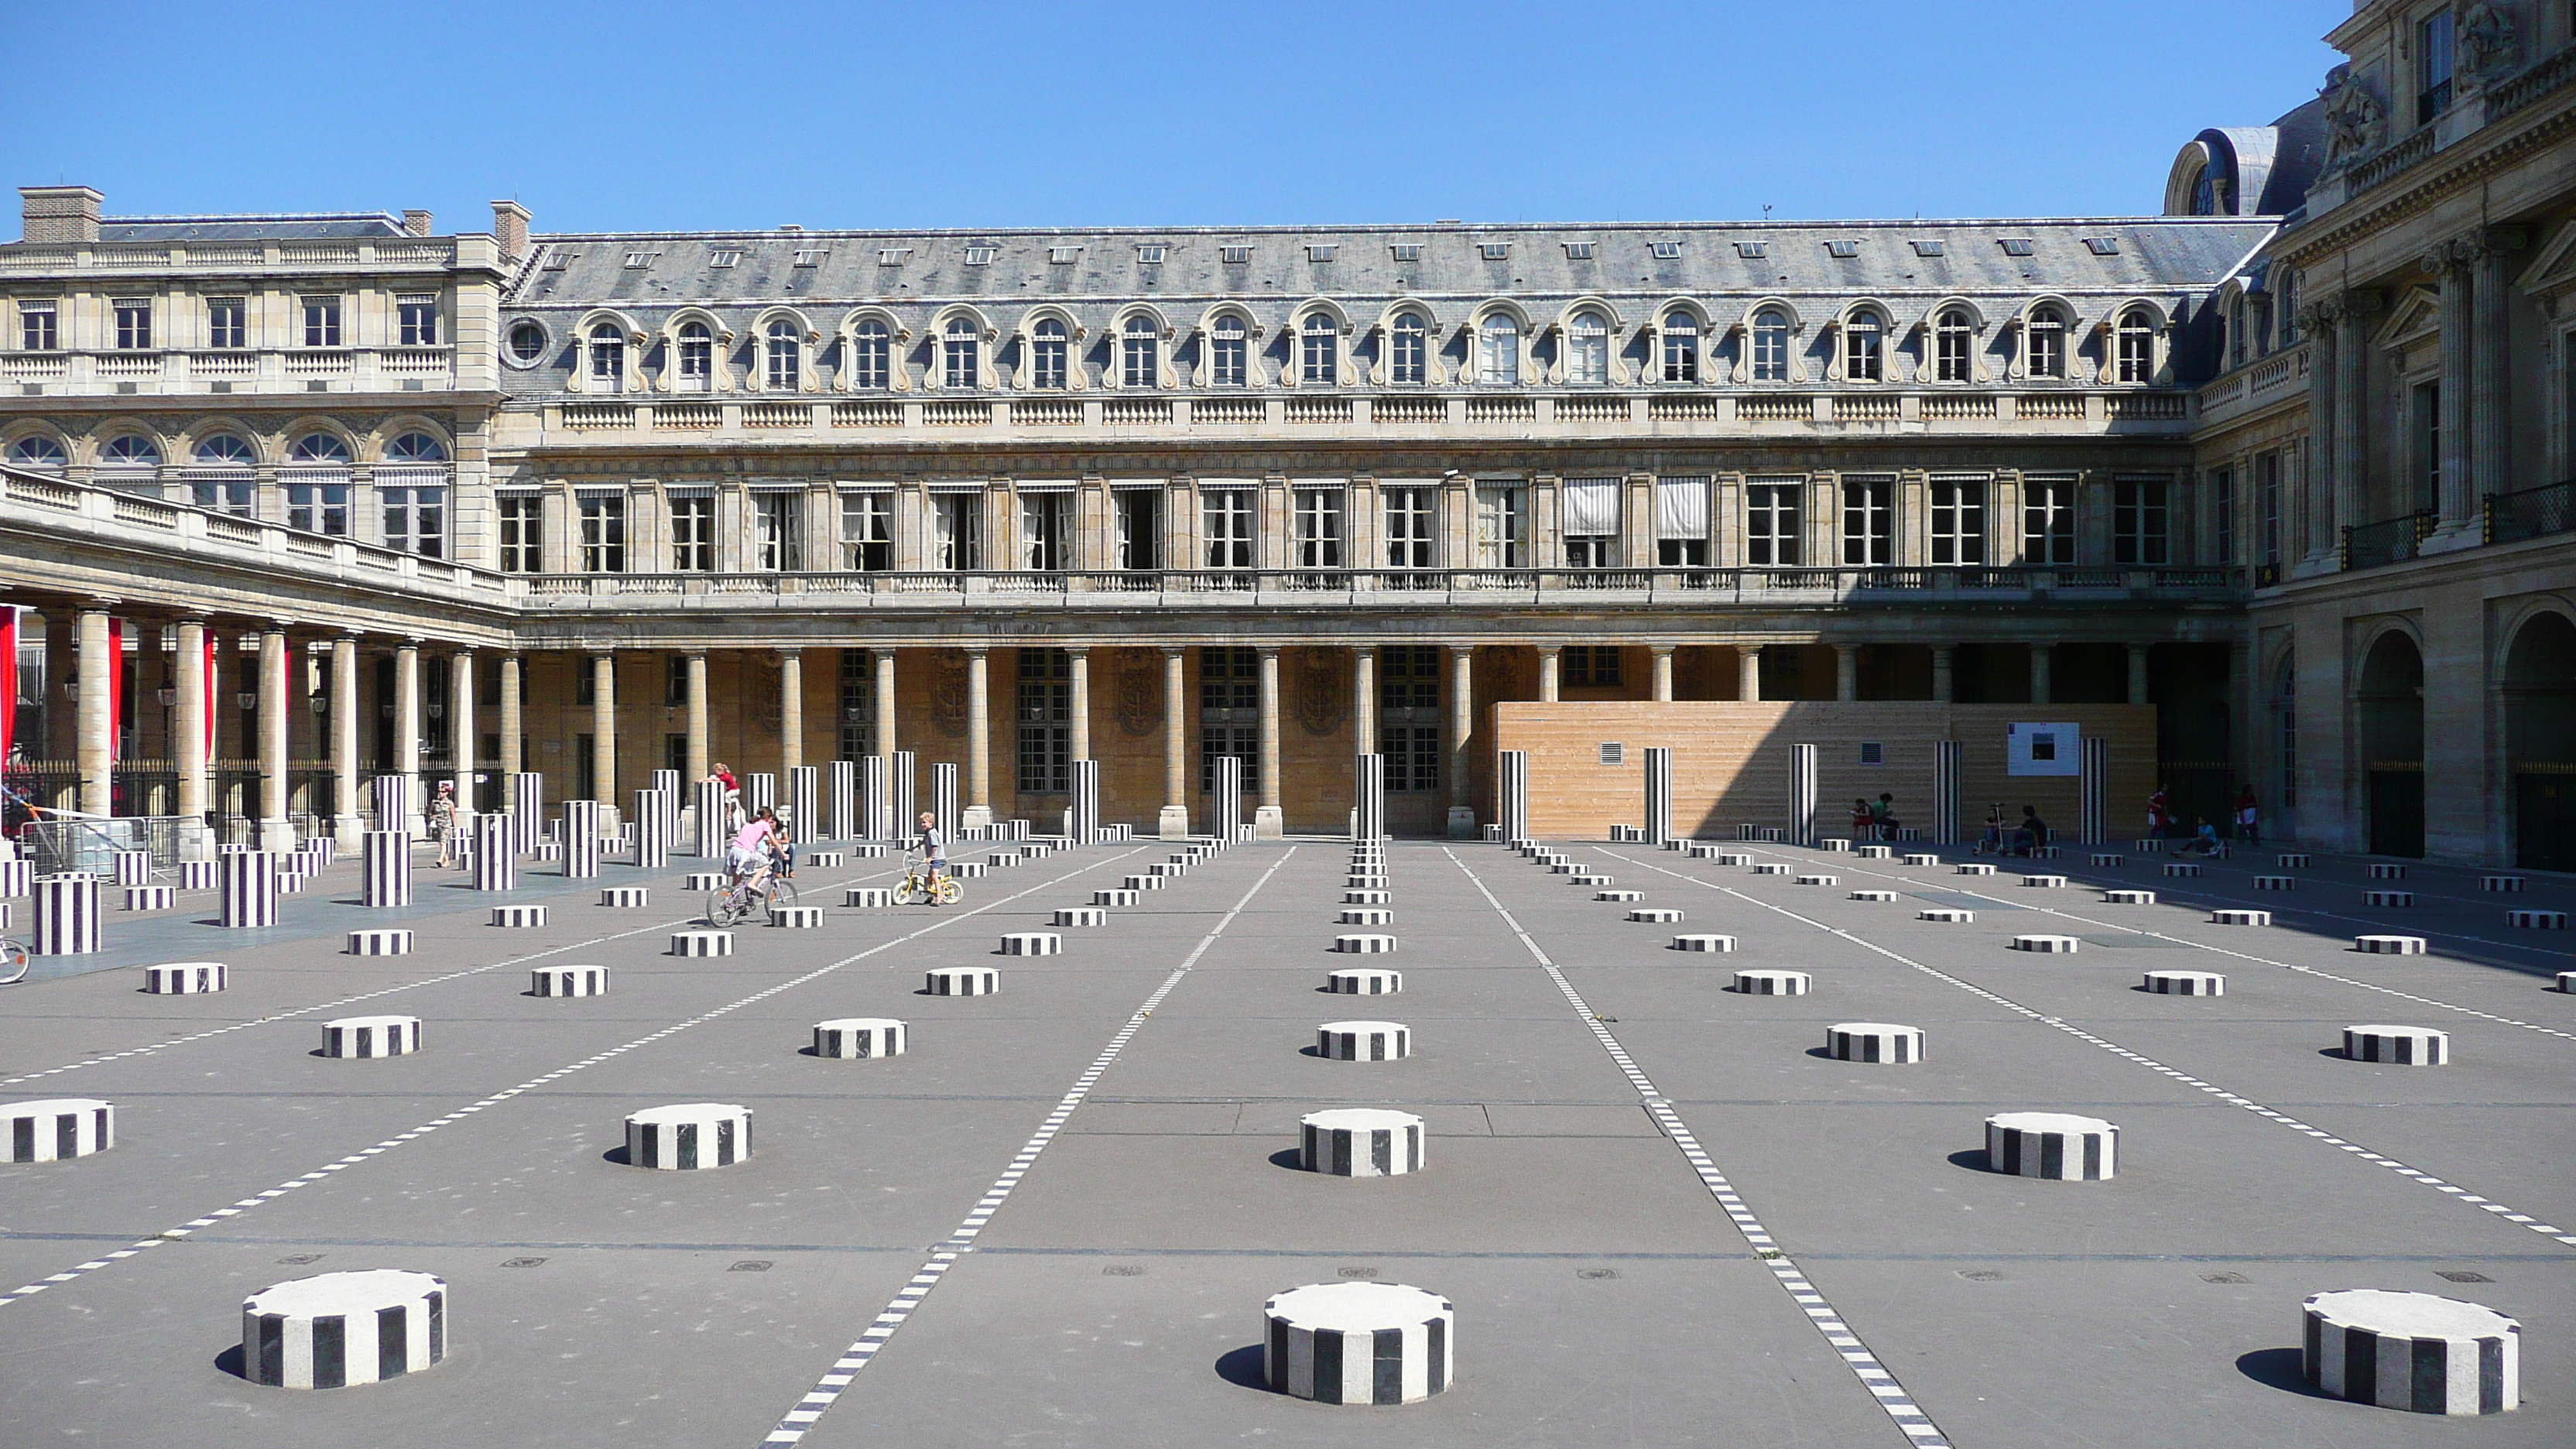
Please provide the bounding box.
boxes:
[1910,240,1944,257]
[1998,238,2035,257]
[1564,242,1595,260]
[942,318,980,388]
[1843,309,1885,382]
[541,250,573,269]
[1136,245,1167,264]
[708,249,742,267]
[793,248,827,266]
[1049,246,1081,265]
[1219,245,1253,264]
[1478,242,1511,261]
[1825,239,1859,259]
[1389,310,1427,385]
[1299,313,1338,385]
[764,320,800,389]
[1934,307,1974,382]
[1121,316,1158,387]
[849,320,891,389]
[1306,244,1337,262]
[676,320,713,391]
[622,251,657,269]
[2026,305,2067,379]
[1735,242,1766,259]
[1650,241,1682,260]
[2115,307,2156,383]
[879,248,912,265]
[1750,307,1791,382]
[2083,237,2120,256]
[1564,308,1609,385]
[1209,314,1249,386]
[1029,317,1068,389]
[963,245,997,265]
[1389,244,1423,262]
[1660,309,1698,383]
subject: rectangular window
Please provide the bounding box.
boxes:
[1841,476,1893,565]
[754,491,804,570]
[1654,477,1709,567]
[114,298,151,350]
[2411,379,2441,513]
[670,492,716,571]
[1561,478,1619,568]
[2023,474,2076,565]
[1475,484,1526,568]
[1385,724,1441,793]
[286,480,349,536]
[205,298,246,350]
[397,295,439,346]
[2211,466,2236,564]
[2418,9,2454,125]
[838,649,877,759]
[19,300,57,351]
[191,476,253,516]
[1379,644,1440,711]
[578,492,627,572]
[1378,645,1441,793]
[1382,485,1436,569]
[2113,476,2170,565]
[300,296,340,348]
[1662,320,1698,382]
[1201,487,1255,569]
[380,487,446,557]
[1745,481,1803,566]
[497,493,543,572]
[665,653,689,707]
[1021,491,1074,570]
[1198,645,1258,793]
[2256,452,2281,566]
[1115,488,1161,570]
[1929,477,1986,565]
[1293,487,1343,569]
[1209,324,1247,387]
[933,492,982,571]
[1017,647,1073,793]
[1564,645,1622,687]
[840,492,894,570]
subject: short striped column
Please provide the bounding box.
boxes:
[1317,1020,1409,1060]
[323,1016,420,1058]
[1629,906,1685,922]
[2355,935,2427,954]
[1094,888,1140,906]
[345,930,412,955]
[22,872,95,956]
[827,759,856,842]
[111,849,151,887]
[2364,889,2415,907]
[1751,862,1788,875]
[1787,742,1817,846]
[490,905,547,928]
[5,1098,114,1160]
[1985,1112,2117,1180]
[472,814,516,892]
[600,887,649,908]
[1902,852,1938,866]
[1264,1282,1451,1405]
[532,965,609,996]
[2253,874,2296,890]
[1053,907,1106,927]
[2101,889,2155,905]
[145,961,228,993]
[633,788,670,868]
[1334,933,1398,954]
[2508,909,2567,929]
[1592,890,1640,904]
[694,779,726,858]
[2011,934,2081,953]
[625,1103,752,1170]
[1917,907,1974,923]
[1849,889,1899,902]
[2134,837,2166,853]
[1793,874,1836,886]
[0,859,25,897]
[844,888,892,908]
[2211,909,2271,925]
[1826,1022,1923,1063]
[124,885,174,911]
[670,930,732,957]
[2090,852,2126,866]
[927,967,999,996]
[242,1269,446,1389]
[564,800,600,878]
[2022,874,2067,888]
[768,906,824,928]
[2345,1025,2448,1064]
[178,860,218,890]
[2144,970,2225,995]
[1671,933,1736,951]
[511,773,543,851]
[1327,968,1401,994]
[1301,1108,1423,1177]
[219,853,278,930]
[2303,1290,2519,1416]
[2482,875,2524,892]
[2163,862,2202,878]
[814,1018,906,1058]
[1732,969,1810,994]
[2369,862,2408,879]
[1954,862,1995,876]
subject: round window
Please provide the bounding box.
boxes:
[506,320,550,366]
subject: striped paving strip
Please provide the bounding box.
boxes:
[0,851,1138,1310]
[1619,850,2576,1249]
[1447,849,1951,1449]
[756,847,1296,1446]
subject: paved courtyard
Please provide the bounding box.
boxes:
[0,834,2567,1447]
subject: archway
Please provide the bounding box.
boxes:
[2504,611,2576,871]
[2356,632,2424,858]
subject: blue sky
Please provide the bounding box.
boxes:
[5,1,2347,235]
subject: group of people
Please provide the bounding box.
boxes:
[1845,793,1903,841]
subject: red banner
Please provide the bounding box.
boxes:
[0,605,19,769]
[202,633,218,760]
[107,618,124,764]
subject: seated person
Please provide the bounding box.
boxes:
[2010,806,2048,856]
[1848,798,1877,836]
[1872,793,1899,841]
[2182,817,2221,855]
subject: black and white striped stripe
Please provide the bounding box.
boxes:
[144,961,228,994]
[1985,1112,2118,1180]
[2304,1290,2519,1416]
[361,829,409,907]
[813,1019,906,1058]
[4,1098,113,1161]
[323,1016,420,1058]
[563,799,599,878]
[1300,1109,1423,1177]
[32,874,99,955]
[471,814,516,891]
[242,1269,446,1389]
[1317,1020,1409,1060]
[625,1103,751,1170]
[633,788,670,868]
[1262,1282,1452,1404]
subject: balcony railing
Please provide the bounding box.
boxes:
[2485,478,2574,546]
[2341,509,2436,570]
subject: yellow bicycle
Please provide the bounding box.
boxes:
[894,851,962,906]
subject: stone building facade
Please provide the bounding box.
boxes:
[2,0,2570,862]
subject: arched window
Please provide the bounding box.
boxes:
[1934,308,1974,383]
[1475,313,1519,385]
[188,434,253,514]
[1030,318,1069,389]
[193,433,255,465]
[1122,316,1158,388]
[2228,296,2248,369]
[1660,310,1698,383]
[1564,309,1608,385]
[1750,307,1790,382]
[1299,313,1338,385]
[385,431,447,462]
[586,324,625,392]
[8,435,67,471]
[676,320,713,391]
[288,432,351,464]
[99,434,161,467]
[765,320,800,389]
[941,318,979,389]
[1843,309,1884,382]
[849,320,890,390]
[2189,163,2217,217]
[2026,306,2066,379]
[1388,311,1427,385]
[1209,314,1248,386]
[2116,307,2156,383]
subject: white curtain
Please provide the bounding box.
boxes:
[1561,478,1620,536]
[1655,478,1708,540]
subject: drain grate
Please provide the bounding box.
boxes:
[729,1260,772,1273]
[1101,1266,1145,1277]
[1957,1269,2006,1281]
[1577,1268,1619,1279]
[275,1253,324,1266]
[2435,1269,2493,1283]
[1336,1266,1379,1279]
[2200,1272,2250,1284]
[502,1257,547,1269]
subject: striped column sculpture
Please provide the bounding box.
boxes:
[323,1016,420,1058]
[361,830,409,907]
[1069,758,1101,843]
[5,1098,114,1160]
[32,874,100,954]
[1263,1282,1452,1405]
[601,887,649,908]
[345,930,413,956]
[670,930,732,957]
[472,814,516,891]
[1732,969,1810,994]
[859,754,889,841]
[112,849,151,887]
[144,961,228,993]
[221,853,278,929]
[1496,748,1530,844]
[1317,1020,1410,1060]
[2143,970,2225,995]
[694,779,726,858]
[928,760,958,844]
[2303,1290,2519,1416]
[745,771,776,820]
[2345,1025,2448,1064]
[1985,1112,2118,1180]
[511,774,543,852]
[625,1104,752,1169]
[242,1269,447,1389]
[564,799,600,878]
[1214,755,1243,844]
[1642,745,1674,847]
[1355,752,1385,842]
[786,766,817,842]
[370,774,413,838]
[814,1019,906,1058]
[1932,739,1963,844]
[1327,968,1402,995]
[2079,736,2108,843]
[178,860,218,890]
[1826,1022,1923,1063]
[531,965,609,997]
[927,967,999,995]
[1301,1108,1423,1177]
[1787,742,1819,847]
[632,789,670,868]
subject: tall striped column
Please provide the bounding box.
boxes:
[1355,752,1385,841]
[694,779,726,858]
[745,772,776,818]
[2080,736,2109,844]
[564,799,600,878]
[511,772,543,851]
[362,830,410,907]
[1070,759,1101,844]
[859,755,888,841]
[1932,739,1964,844]
[632,789,670,869]
[930,760,957,843]
[649,768,680,811]
[1643,746,1673,846]
[1497,749,1530,843]
[786,766,817,842]
[826,760,855,842]
[32,874,100,954]
[892,751,918,844]
[370,775,413,839]
[220,852,278,928]
[472,814,516,891]
[1215,756,1244,843]
[1788,743,1819,847]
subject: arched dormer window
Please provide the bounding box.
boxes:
[849,320,891,390]
[385,431,447,462]
[1660,308,1699,383]
[586,324,625,393]
[2026,305,2067,379]
[100,434,161,467]
[1389,310,1427,385]
[2228,296,2248,369]
[288,432,351,464]
[1564,308,1609,385]
[942,318,980,389]
[1209,313,1249,386]
[9,434,67,471]
[1122,316,1158,389]
[1030,318,1070,389]
[194,433,255,466]
[1750,307,1791,382]
[1934,307,1975,383]
[1299,313,1338,385]
[764,320,801,390]
[1475,313,1519,385]
[676,320,714,392]
[2115,307,2156,383]
[1842,307,1886,382]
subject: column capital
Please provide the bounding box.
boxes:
[1649,643,1675,655]
[1160,644,1187,659]
[1255,644,1281,659]
[776,646,803,660]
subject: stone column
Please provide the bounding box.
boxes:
[2029,642,2053,706]
[395,640,423,834]
[175,618,208,830]
[74,605,112,818]
[1651,646,1675,703]
[1738,645,1762,702]
[2331,297,2370,558]
[1537,646,1562,702]
[1352,646,1377,756]
[962,646,992,830]
[2228,641,2252,805]
[1158,646,1189,838]
[330,632,359,846]
[449,649,476,814]
[1067,647,1091,762]
[1834,643,1858,702]
[874,649,896,769]
[1255,646,1283,838]
[589,651,616,804]
[258,626,292,849]
[2467,230,2523,523]
[1931,646,1955,704]
[2300,299,2339,566]
[778,649,803,775]
[2126,644,2150,707]
[1445,645,1474,837]
[685,652,710,784]
[497,653,522,812]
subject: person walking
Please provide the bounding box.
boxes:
[2234,785,2260,845]
[429,780,460,867]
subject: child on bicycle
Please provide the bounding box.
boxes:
[729,807,785,886]
[914,810,947,906]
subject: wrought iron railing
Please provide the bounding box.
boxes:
[2341,510,2436,570]
[2485,478,2574,546]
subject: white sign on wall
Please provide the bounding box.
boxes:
[2007,721,2081,776]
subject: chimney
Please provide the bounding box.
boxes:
[22,186,103,244]
[402,209,434,236]
[490,200,531,259]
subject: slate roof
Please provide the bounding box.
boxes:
[85,214,412,242]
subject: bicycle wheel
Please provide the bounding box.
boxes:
[894,874,926,906]
[706,889,742,927]
[0,937,27,985]
[762,879,802,923]
[934,877,964,906]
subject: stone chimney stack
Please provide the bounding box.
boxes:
[402,209,434,237]
[490,200,531,259]
[22,186,103,244]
